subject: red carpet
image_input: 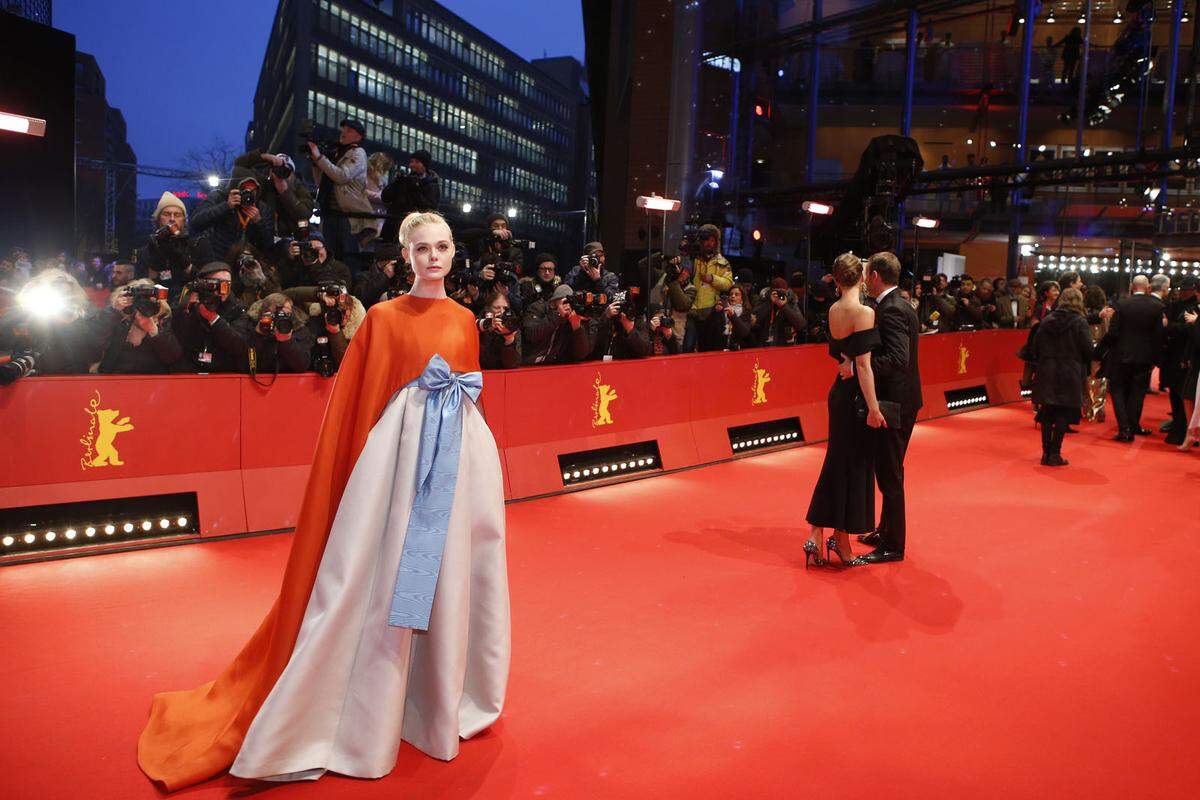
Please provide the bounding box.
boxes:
[3,397,1199,800]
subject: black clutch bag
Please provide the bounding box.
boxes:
[854,393,902,428]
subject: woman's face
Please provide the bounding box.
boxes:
[1048,285,1061,302]
[487,295,508,317]
[729,286,743,306]
[403,221,454,282]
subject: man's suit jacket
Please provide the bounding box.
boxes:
[1108,293,1165,366]
[872,287,924,417]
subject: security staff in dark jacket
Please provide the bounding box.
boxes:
[172,261,250,373]
[1031,288,1093,466]
[522,284,591,366]
[1106,275,1167,441]
[380,150,440,244]
[97,279,183,374]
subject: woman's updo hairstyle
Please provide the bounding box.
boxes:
[832,252,863,288]
[398,211,450,248]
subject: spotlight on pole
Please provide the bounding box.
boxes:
[636,194,682,212]
[206,174,220,189]
[0,110,47,137]
[800,200,834,216]
[912,215,940,229]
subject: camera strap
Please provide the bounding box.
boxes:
[247,343,281,388]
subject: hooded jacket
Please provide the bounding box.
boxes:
[233,149,316,239]
[190,166,276,258]
[1031,308,1093,408]
[311,143,376,238]
[96,280,184,374]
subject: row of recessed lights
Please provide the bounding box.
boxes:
[1039,255,1200,267]
[1,517,190,549]
[1021,388,1033,398]
[562,457,655,481]
[947,397,989,410]
[732,432,801,450]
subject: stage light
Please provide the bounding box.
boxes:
[1047,13,1056,24]
[159,519,170,529]
[177,517,188,527]
[85,527,96,537]
[123,523,134,533]
[506,207,517,218]
[1145,186,1161,201]
[104,524,116,535]
[0,110,47,137]
[572,471,580,478]
[989,140,997,148]
[913,216,940,229]
[18,284,68,319]
[45,532,56,542]
[461,202,472,213]
[1021,244,1036,257]
[636,194,681,212]
[141,520,153,531]
[752,229,762,241]
[1,536,12,547]
[23,534,35,544]
[65,529,77,540]
[1114,13,1122,23]
[1037,144,1046,152]
[966,138,974,145]
[1019,17,1026,24]
[1082,148,1091,156]
[801,200,834,216]
[206,175,220,189]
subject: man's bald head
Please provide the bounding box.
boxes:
[1131,275,1150,291]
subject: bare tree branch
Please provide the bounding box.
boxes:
[181,137,239,179]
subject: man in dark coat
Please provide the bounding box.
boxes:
[1106,275,1167,442]
[171,261,250,373]
[749,278,807,348]
[1031,293,1093,465]
[855,251,923,564]
[1163,276,1199,445]
[521,284,591,366]
[189,167,276,260]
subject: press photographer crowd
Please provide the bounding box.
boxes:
[1,117,1198,459]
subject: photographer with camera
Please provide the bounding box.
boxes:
[233,150,315,240]
[190,169,276,261]
[683,224,734,352]
[566,242,620,298]
[648,253,696,349]
[0,269,105,382]
[477,290,522,369]
[749,277,807,347]
[96,278,182,374]
[950,274,985,331]
[280,231,352,290]
[353,242,411,309]
[522,284,591,366]
[702,285,754,351]
[976,278,1012,329]
[110,260,136,292]
[135,192,214,299]
[307,117,374,267]
[918,276,956,332]
[238,292,314,377]
[380,150,441,244]
[588,289,650,361]
[280,282,363,377]
[226,243,282,308]
[518,253,562,306]
[171,261,249,373]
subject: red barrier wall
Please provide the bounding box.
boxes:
[0,331,1026,536]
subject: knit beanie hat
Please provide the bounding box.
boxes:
[410,150,432,170]
[152,191,187,223]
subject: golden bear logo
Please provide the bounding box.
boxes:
[591,372,618,427]
[957,342,970,375]
[80,390,134,470]
[752,359,771,405]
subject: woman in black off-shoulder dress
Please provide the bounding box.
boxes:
[805,253,886,567]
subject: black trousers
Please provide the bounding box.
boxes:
[1166,379,1188,443]
[875,411,917,553]
[1110,363,1153,435]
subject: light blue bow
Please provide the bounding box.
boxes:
[388,354,484,631]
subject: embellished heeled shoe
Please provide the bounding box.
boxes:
[1180,433,1199,452]
[803,539,826,569]
[825,535,857,567]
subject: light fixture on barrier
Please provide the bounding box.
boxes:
[801,200,834,216]
[461,202,472,213]
[636,194,682,212]
[945,386,990,411]
[0,110,47,137]
[912,216,940,229]
[206,174,220,189]
[558,441,662,487]
[729,418,805,454]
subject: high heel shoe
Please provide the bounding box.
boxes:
[1179,434,1198,452]
[825,535,857,567]
[803,539,826,569]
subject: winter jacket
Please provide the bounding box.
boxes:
[135,233,214,299]
[280,255,352,291]
[236,301,314,375]
[521,299,591,366]
[171,295,249,373]
[750,296,807,347]
[1031,308,1093,408]
[311,143,375,238]
[588,315,650,361]
[380,169,441,243]
[95,290,183,374]
[564,264,621,298]
[689,253,733,312]
[189,169,276,260]
[479,328,521,370]
[233,149,316,239]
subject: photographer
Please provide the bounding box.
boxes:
[135,192,214,298]
[352,242,410,309]
[647,306,681,355]
[918,276,956,332]
[0,269,105,379]
[171,261,249,373]
[749,277,807,347]
[279,231,352,290]
[226,243,282,308]
[977,278,1012,328]
[951,275,985,330]
[565,242,620,297]
[282,282,363,376]
[233,149,315,240]
[702,285,754,351]
[518,253,561,306]
[307,117,374,263]
[588,290,649,361]
[684,224,733,352]
[380,149,441,244]
[96,279,183,374]
[110,260,135,291]
[477,290,521,369]
[239,293,314,376]
[190,170,276,260]
[649,254,696,349]
[522,284,591,366]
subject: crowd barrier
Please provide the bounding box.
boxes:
[0,330,1026,539]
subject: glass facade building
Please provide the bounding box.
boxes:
[247,0,590,254]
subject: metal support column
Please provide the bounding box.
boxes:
[1007,0,1037,279]
[805,0,822,184]
[899,8,918,250]
[1158,0,1184,213]
[1135,4,1154,150]
[1075,1,1092,154]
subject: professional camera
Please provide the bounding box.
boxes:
[190,277,231,311]
[298,118,338,160]
[235,186,257,207]
[609,287,642,316]
[0,351,37,385]
[678,233,703,260]
[319,284,346,327]
[770,287,789,303]
[258,308,294,335]
[478,307,520,333]
[299,240,319,263]
[650,305,675,330]
[270,160,293,179]
[486,231,536,251]
[583,253,602,271]
[566,290,610,315]
[385,285,409,300]
[153,225,188,246]
[312,336,336,378]
[123,283,169,317]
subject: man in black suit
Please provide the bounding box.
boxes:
[1107,275,1167,442]
[854,251,923,564]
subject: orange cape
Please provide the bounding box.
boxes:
[137,296,479,791]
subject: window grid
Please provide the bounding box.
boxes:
[442,179,566,237]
